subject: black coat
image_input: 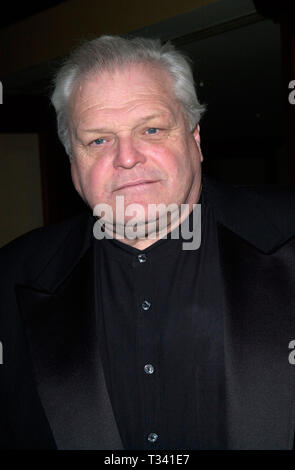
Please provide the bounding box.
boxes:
[1,177,295,449]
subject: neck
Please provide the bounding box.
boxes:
[105,183,202,250]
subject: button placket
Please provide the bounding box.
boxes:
[134,251,159,449]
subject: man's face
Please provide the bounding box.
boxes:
[69,62,203,225]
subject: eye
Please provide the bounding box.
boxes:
[145,127,159,135]
[92,137,107,146]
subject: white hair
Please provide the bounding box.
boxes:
[50,35,206,157]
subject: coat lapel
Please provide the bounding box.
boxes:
[218,224,295,449]
[16,216,123,449]
[202,177,295,448]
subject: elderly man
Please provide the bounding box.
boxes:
[1,35,295,450]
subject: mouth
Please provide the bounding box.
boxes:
[114,180,160,191]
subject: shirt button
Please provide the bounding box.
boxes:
[148,432,158,443]
[138,253,147,263]
[144,364,154,375]
[142,300,151,311]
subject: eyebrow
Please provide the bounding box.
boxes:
[78,114,165,134]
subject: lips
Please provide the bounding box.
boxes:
[114,180,159,191]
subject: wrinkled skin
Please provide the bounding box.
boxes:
[69,62,203,248]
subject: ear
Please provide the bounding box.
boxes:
[193,124,203,162]
[193,124,201,144]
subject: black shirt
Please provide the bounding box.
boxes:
[94,194,226,450]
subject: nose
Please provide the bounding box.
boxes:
[113,135,146,169]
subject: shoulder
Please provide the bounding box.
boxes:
[0,211,93,282]
[203,176,295,253]
[236,184,295,237]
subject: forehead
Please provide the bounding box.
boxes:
[70,63,180,126]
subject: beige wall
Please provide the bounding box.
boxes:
[0,133,43,247]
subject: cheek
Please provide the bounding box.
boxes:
[86,159,117,204]
[88,164,108,193]
[165,142,201,192]
[179,140,202,175]
[71,157,103,198]
[159,146,191,178]
[148,142,180,170]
